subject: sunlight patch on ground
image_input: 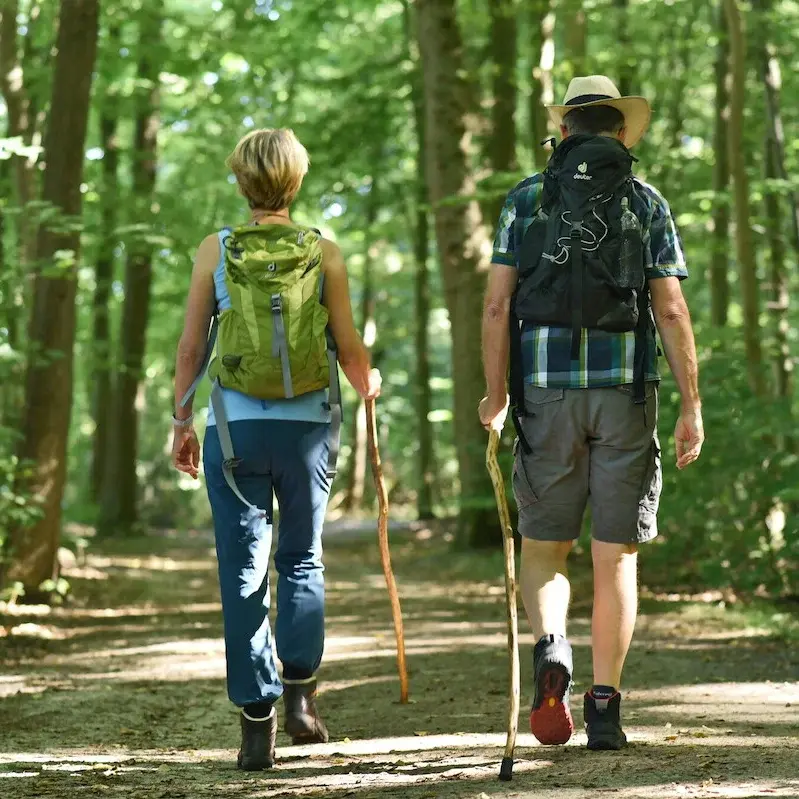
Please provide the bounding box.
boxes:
[629,681,798,728]
[2,732,797,765]
[319,675,394,693]
[244,757,551,795]
[638,634,777,649]
[5,622,66,640]
[0,676,45,699]
[87,554,216,572]
[631,682,799,703]
[0,753,144,764]
[447,783,799,799]
[636,615,775,642]
[2,748,797,798]
[284,732,539,757]
[0,602,222,620]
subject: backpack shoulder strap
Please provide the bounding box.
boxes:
[209,379,265,514]
[178,228,232,409]
[325,332,342,479]
[508,308,532,453]
[178,315,218,410]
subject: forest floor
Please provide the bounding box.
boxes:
[0,520,797,799]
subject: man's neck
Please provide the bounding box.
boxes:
[563,132,622,141]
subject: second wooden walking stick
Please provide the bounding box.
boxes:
[486,428,520,781]
[366,397,409,704]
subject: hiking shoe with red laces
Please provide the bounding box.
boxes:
[529,633,574,745]
[584,690,628,750]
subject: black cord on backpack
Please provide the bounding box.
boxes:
[509,308,533,454]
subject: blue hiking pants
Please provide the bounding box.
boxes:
[203,419,331,707]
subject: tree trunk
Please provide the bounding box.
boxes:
[403,0,436,520]
[480,0,518,225]
[615,0,634,96]
[529,0,553,170]
[0,0,37,267]
[22,1,48,151]
[0,159,12,425]
[764,138,791,403]
[487,0,518,220]
[416,0,498,547]
[755,0,799,264]
[343,179,379,513]
[90,29,120,504]
[756,0,791,405]
[562,0,586,81]
[710,1,731,327]
[659,6,699,194]
[413,190,436,521]
[723,0,765,396]
[0,0,38,419]
[0,158,7,280]
[100,3,162,534]
[5,0,99,598]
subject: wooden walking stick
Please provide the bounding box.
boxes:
[486,428,520,781]
[366,397,409,704]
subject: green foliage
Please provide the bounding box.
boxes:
[0,450,43,558]
[654,338,798,596]
[2,0,798,598]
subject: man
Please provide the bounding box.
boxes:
[479,75,704,751]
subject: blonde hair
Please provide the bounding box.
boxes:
[226,128,309,211]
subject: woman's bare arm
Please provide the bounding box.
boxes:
[174,234,218,420]
[320,238,379,399]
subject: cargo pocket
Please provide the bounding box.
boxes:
[524,385,565,410]
[637,437,662,535]
[512,450,539,510]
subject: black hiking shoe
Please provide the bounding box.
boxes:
[584,691,628,750]
[529,634,574,745]
[238,707,277,770]
[283,676,329,744]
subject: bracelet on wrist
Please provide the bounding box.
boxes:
[172,413,194,427]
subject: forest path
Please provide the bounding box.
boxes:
[0,522,797,799]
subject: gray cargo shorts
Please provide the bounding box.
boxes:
[513,383,662,544]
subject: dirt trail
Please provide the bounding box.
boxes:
[0,523,797,799]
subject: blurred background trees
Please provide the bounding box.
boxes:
[0,0,796,600]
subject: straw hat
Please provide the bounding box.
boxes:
[547,75,651,148]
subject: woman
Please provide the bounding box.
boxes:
[171,128,381,770]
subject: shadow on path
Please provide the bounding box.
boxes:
[0,525,797,798]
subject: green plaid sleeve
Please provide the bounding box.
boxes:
[643,185,688,280]
[491,192,517,267]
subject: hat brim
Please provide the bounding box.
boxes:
[546,96,651,149]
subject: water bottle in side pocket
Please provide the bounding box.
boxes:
[618,196,644,290]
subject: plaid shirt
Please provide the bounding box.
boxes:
[492,173,688,388]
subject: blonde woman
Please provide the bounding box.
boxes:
[171,129,380,769]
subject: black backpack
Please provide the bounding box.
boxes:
[509,134,650,448]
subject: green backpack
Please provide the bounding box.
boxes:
[210,223,331,399]
[182,223,342,514]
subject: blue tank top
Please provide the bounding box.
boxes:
[206,229,331,427]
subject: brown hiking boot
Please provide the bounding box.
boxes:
[283,676,329,744]
[237,707,277,770]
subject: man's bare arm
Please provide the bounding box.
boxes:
[650,276,704,468]
[478,264,518,428]
[650,277,700,410]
